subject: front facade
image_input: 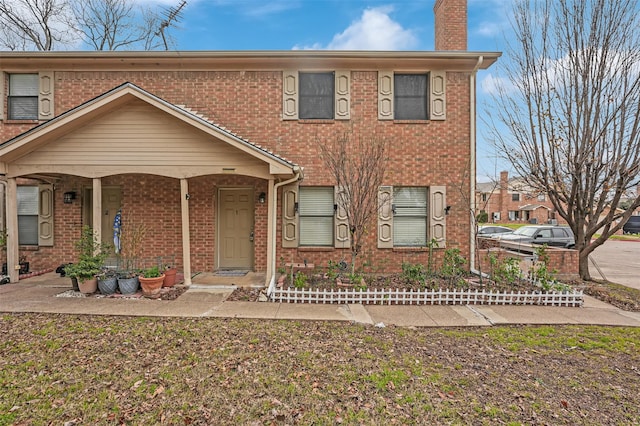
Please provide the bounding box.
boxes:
[0,0,499,285]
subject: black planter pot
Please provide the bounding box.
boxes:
[2,262,30,275]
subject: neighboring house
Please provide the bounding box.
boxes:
[476,171,564,225]
[0,0,499,284]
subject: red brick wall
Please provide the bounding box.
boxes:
[1,68,474,275]
[476,240,579,281]
[434,0,467,51]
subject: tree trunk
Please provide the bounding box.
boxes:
[578,250,591,281]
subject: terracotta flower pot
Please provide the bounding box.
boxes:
[139,274,165,298]
[78,277,98,294]
[163,268,177,287]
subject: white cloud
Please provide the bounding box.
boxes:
[294,6,417,51]
[480,73,515,96]
[475,21,501,37]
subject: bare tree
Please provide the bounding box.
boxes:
[0,0,78,50]
[488,0,640,280]
[319,131,387,274]
[71,0,164,51]
[0,0,183,51]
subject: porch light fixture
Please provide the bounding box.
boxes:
[258,192,266,204]
[444,205,451,215]
[63,191,76,204]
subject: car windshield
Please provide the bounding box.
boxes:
[513,227,538,237]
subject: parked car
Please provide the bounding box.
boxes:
[497,225,575,248]
[623,216,640,234]
[477,225,513,238]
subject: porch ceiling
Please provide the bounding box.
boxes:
[0,83,296,180]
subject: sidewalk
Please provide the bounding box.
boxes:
[1,273,639,327]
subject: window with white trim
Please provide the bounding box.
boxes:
[17,186,39,245]
[299,187,334,246]
[393,187,428,246]
[8,74,38,120]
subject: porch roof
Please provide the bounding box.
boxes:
[0,82,298,180]
[519,204,551,211]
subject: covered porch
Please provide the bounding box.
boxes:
[0,83,300,285]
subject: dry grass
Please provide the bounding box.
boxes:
[1,313,639,425]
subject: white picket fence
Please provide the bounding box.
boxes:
[269,287,584,307]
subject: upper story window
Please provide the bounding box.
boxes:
[299,72,334,120]
[378,70,446,121]
[9,74,39,120]
[394,74,428,120]
[282,70,350,121]
[537,194,546,201]
[512,193,520,202]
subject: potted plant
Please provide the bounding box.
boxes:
[162,264,177,287]
[116,222,147,295]
[18,254,29,274]
[97,268,118,295]
[139,265,165,298]
[64,226,110,295]
[0,230,29,276]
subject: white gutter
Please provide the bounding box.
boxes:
[267,166,303,295]
[469,56,484,271]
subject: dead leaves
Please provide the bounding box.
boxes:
[1,314,639,424]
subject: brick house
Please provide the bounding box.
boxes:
[0,0,499,285]
[476,171,564,225]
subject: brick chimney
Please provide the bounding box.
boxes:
[434,0,467,50]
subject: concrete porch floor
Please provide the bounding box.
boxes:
[190,271,266,288]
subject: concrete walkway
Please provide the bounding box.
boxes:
[1,272,640,327]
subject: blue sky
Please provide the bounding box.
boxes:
[144,0,512,181]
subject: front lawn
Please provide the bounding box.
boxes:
[1,314,639,425]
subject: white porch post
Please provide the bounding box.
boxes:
[92,178,102,249]
[180,178,192,285]
[6,178,19,283]
[265,178,275,286]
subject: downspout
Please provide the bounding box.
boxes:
[469,56,483,272]
[268,166,303,295]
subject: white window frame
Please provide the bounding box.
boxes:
[392,187,428,247]
[17,186,39,245]
[8,74,39,120]
[299,186,334,247]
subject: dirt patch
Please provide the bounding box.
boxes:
[582,281,640,311]
[228,273,640,312]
